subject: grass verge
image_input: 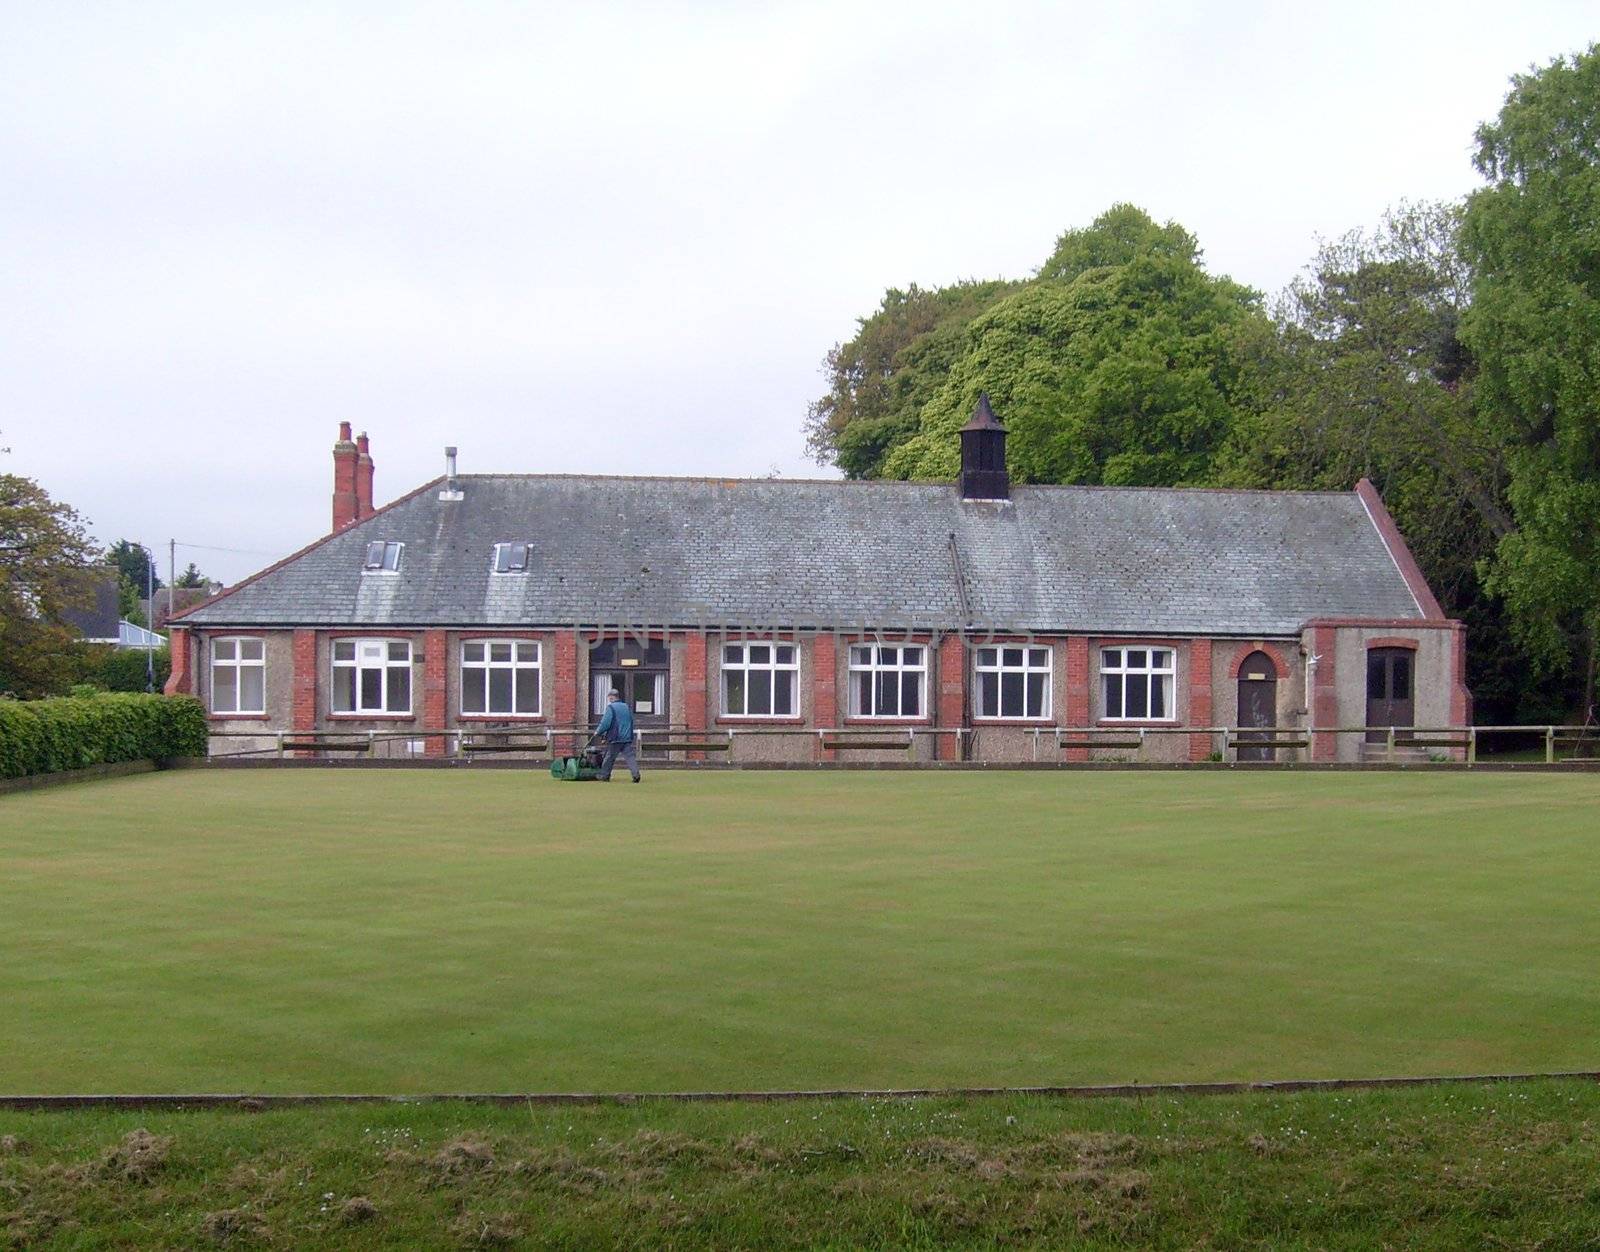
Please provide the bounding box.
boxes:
[3,1080,1599,1248]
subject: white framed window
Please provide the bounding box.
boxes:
[849,644,927,718]
[362,540,403,573]
[491,542,529,574]
[976,645,1051,719]
[1101,647,1175,721]
[210,636,265,714]
[723,642,799,717]
[461,639,541,715]
[332,638,412,713]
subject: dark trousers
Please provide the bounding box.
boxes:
[599,739,640,781]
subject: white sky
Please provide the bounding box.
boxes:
[2,1,1594,583]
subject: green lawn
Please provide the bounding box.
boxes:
[2,770,1598,1094]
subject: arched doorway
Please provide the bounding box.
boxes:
[1236,651,1278,762]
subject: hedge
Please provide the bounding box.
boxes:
[0,694,207,779]
[84,646,172,693]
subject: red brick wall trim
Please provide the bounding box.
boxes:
[1355,478,1446,621]
[552,633,578,750]
[1365,636,1420,651]
[422,628,447,756]
[1449,621,1472,726]
[291,629,317,736]
[1302,617,1461,630]
[682,631,709,761]
[1188,638,1214,761]
[1063,637,1090,762]
[164,626,192,696]
[1228,642,1292,680]
[169,475,446,625]
[1311,625,1338,761]
[935,635,963,762]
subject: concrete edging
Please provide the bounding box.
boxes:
[181,757,1600,773]
[1,1070,1597,1111]
[0,759,170,795]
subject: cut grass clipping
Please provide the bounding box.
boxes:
[2,1081,1599,1249]
[3,770,1599,1093]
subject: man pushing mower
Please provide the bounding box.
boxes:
[594,688,642,783]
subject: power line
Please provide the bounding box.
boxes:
[171,540,281,557]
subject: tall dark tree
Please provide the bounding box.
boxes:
[1216,202,1562,721]
[105,538,160,626]
[1462,43,1600,715]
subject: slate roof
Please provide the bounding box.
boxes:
[61,572,121,643]
[178,474,1426,636]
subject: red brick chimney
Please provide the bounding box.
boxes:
[355,431,375,520]
[332,421,359,531]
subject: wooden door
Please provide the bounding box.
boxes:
[590,668,669,728]
[1365,648,1415,743]
[1236,651,1278,762]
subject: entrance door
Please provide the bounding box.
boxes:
[1236,651,1278,762]
[592,668,667,725]
[1365,648,1415,743]
[589,640,670,730]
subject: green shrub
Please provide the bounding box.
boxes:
[89,647,171,693]
[0,694,207,779]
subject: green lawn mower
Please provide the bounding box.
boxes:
[550,734,604,781]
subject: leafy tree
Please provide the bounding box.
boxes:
[0,476,98,698]
[805,280,1018,478]
[1038,202,1201,282]
[1462,43,1600,714]
[1216,202,1567,721]
[809,206,1267,487]
[175,562,208,589]
[884,221,1268,485]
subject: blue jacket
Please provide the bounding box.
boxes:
[596,699,634,744]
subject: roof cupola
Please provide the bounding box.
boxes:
[959,393,1009,501]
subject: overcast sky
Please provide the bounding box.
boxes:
[2,2,1594,584]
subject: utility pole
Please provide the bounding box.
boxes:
[146,553,157,692]
[168,539,176,634]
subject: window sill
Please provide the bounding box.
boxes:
[842,717,929,726]
[458,714,546,722]
[328,712,416,720]
[974,718,1055,726]
[1096,719,1179,728]
[715,716,805,725]
[208,712,270,721]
